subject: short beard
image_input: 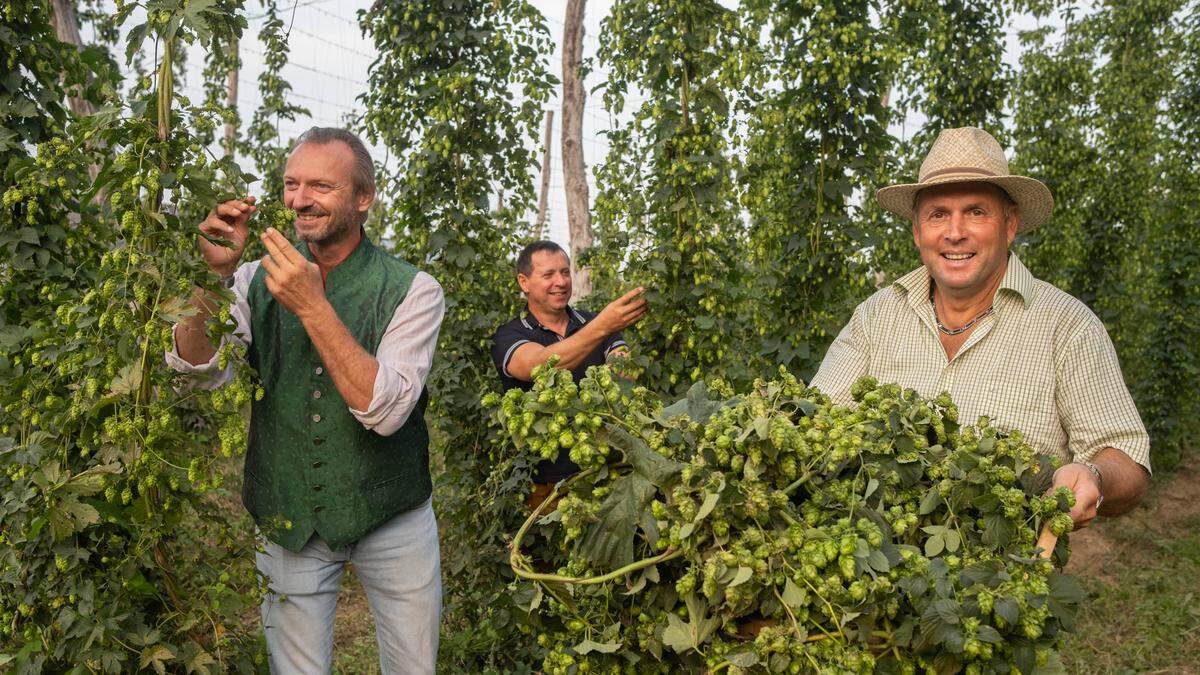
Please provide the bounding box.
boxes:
[295,206,360,245]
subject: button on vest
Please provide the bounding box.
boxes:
[242,236,432,552]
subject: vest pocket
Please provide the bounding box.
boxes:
[363,473,406,516]
[362,468,432,517]
[363,474,405,490]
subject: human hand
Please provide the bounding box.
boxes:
[1050,462,1103,529]
[605,345,639,381]
[198,197,256,277]
[595,287,647,334]
[260,227,326,319]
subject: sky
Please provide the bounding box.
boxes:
[88,0,1050,250]
[170,0,626,248]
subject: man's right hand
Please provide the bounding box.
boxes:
[595,286,647,334]
[198,197,256,277]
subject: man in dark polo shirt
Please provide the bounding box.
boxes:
[491,240,646,488]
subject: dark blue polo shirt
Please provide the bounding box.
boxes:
[490,306,627,483]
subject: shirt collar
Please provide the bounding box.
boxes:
[892,251,1035,310]
[892,264,933,312]
[522,305,587,332]
[997,252,1035,305]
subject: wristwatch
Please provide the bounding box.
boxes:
[219,273,236,289]
[1079,461,1104,509]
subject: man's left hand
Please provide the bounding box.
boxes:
[1050,463,1102,529]
[260,227,326,319]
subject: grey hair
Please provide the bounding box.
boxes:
[293,127,376,198]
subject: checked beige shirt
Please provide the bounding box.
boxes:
[811,254,1151,472]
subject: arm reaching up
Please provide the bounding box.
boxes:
[175,197,256,367]
[504,287,647,382]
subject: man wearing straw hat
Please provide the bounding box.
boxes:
[811,126,1150,529]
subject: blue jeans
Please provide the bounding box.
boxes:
[255,499,441,674]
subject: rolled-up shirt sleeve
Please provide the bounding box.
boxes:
[491,321,531,380]
[1056,318,1151,472]
[603,330,628,357]
[164,262,256,390]
[810,301,871,405]
[348,271,444,436]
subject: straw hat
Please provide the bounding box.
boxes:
[876,127,1054,233]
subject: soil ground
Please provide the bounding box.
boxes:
[332,574,382,674]
[1065,462,1200,578]
[1060,462,1200,674]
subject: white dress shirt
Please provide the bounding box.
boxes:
[811,254,1149,472]
[166,260,444,436]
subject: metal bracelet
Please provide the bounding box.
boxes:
[1080,460,1104,509]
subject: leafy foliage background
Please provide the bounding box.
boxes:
[1,0,1196,671]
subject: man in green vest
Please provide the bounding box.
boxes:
[168,127,444,673]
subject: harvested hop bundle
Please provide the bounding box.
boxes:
[483,362,1082,674]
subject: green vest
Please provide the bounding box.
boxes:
[242,234,432,552]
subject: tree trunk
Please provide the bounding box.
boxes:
[562,0,593,301]
[535,109,555,238]
[49,0,95,118]
[50,0,100,187]
[223,38,239,158]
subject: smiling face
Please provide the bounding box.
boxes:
[518,249,572,313]
[912,182,1019,300]
[282,141,373,245]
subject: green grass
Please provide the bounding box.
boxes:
[332,636,381,675]
[1062,512,1200,674]
[332,567,382,675]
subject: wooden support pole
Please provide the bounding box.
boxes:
[223,37,240,158]
[535,109,555,239]
[562,0,593,301]
[49,0,95,118]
